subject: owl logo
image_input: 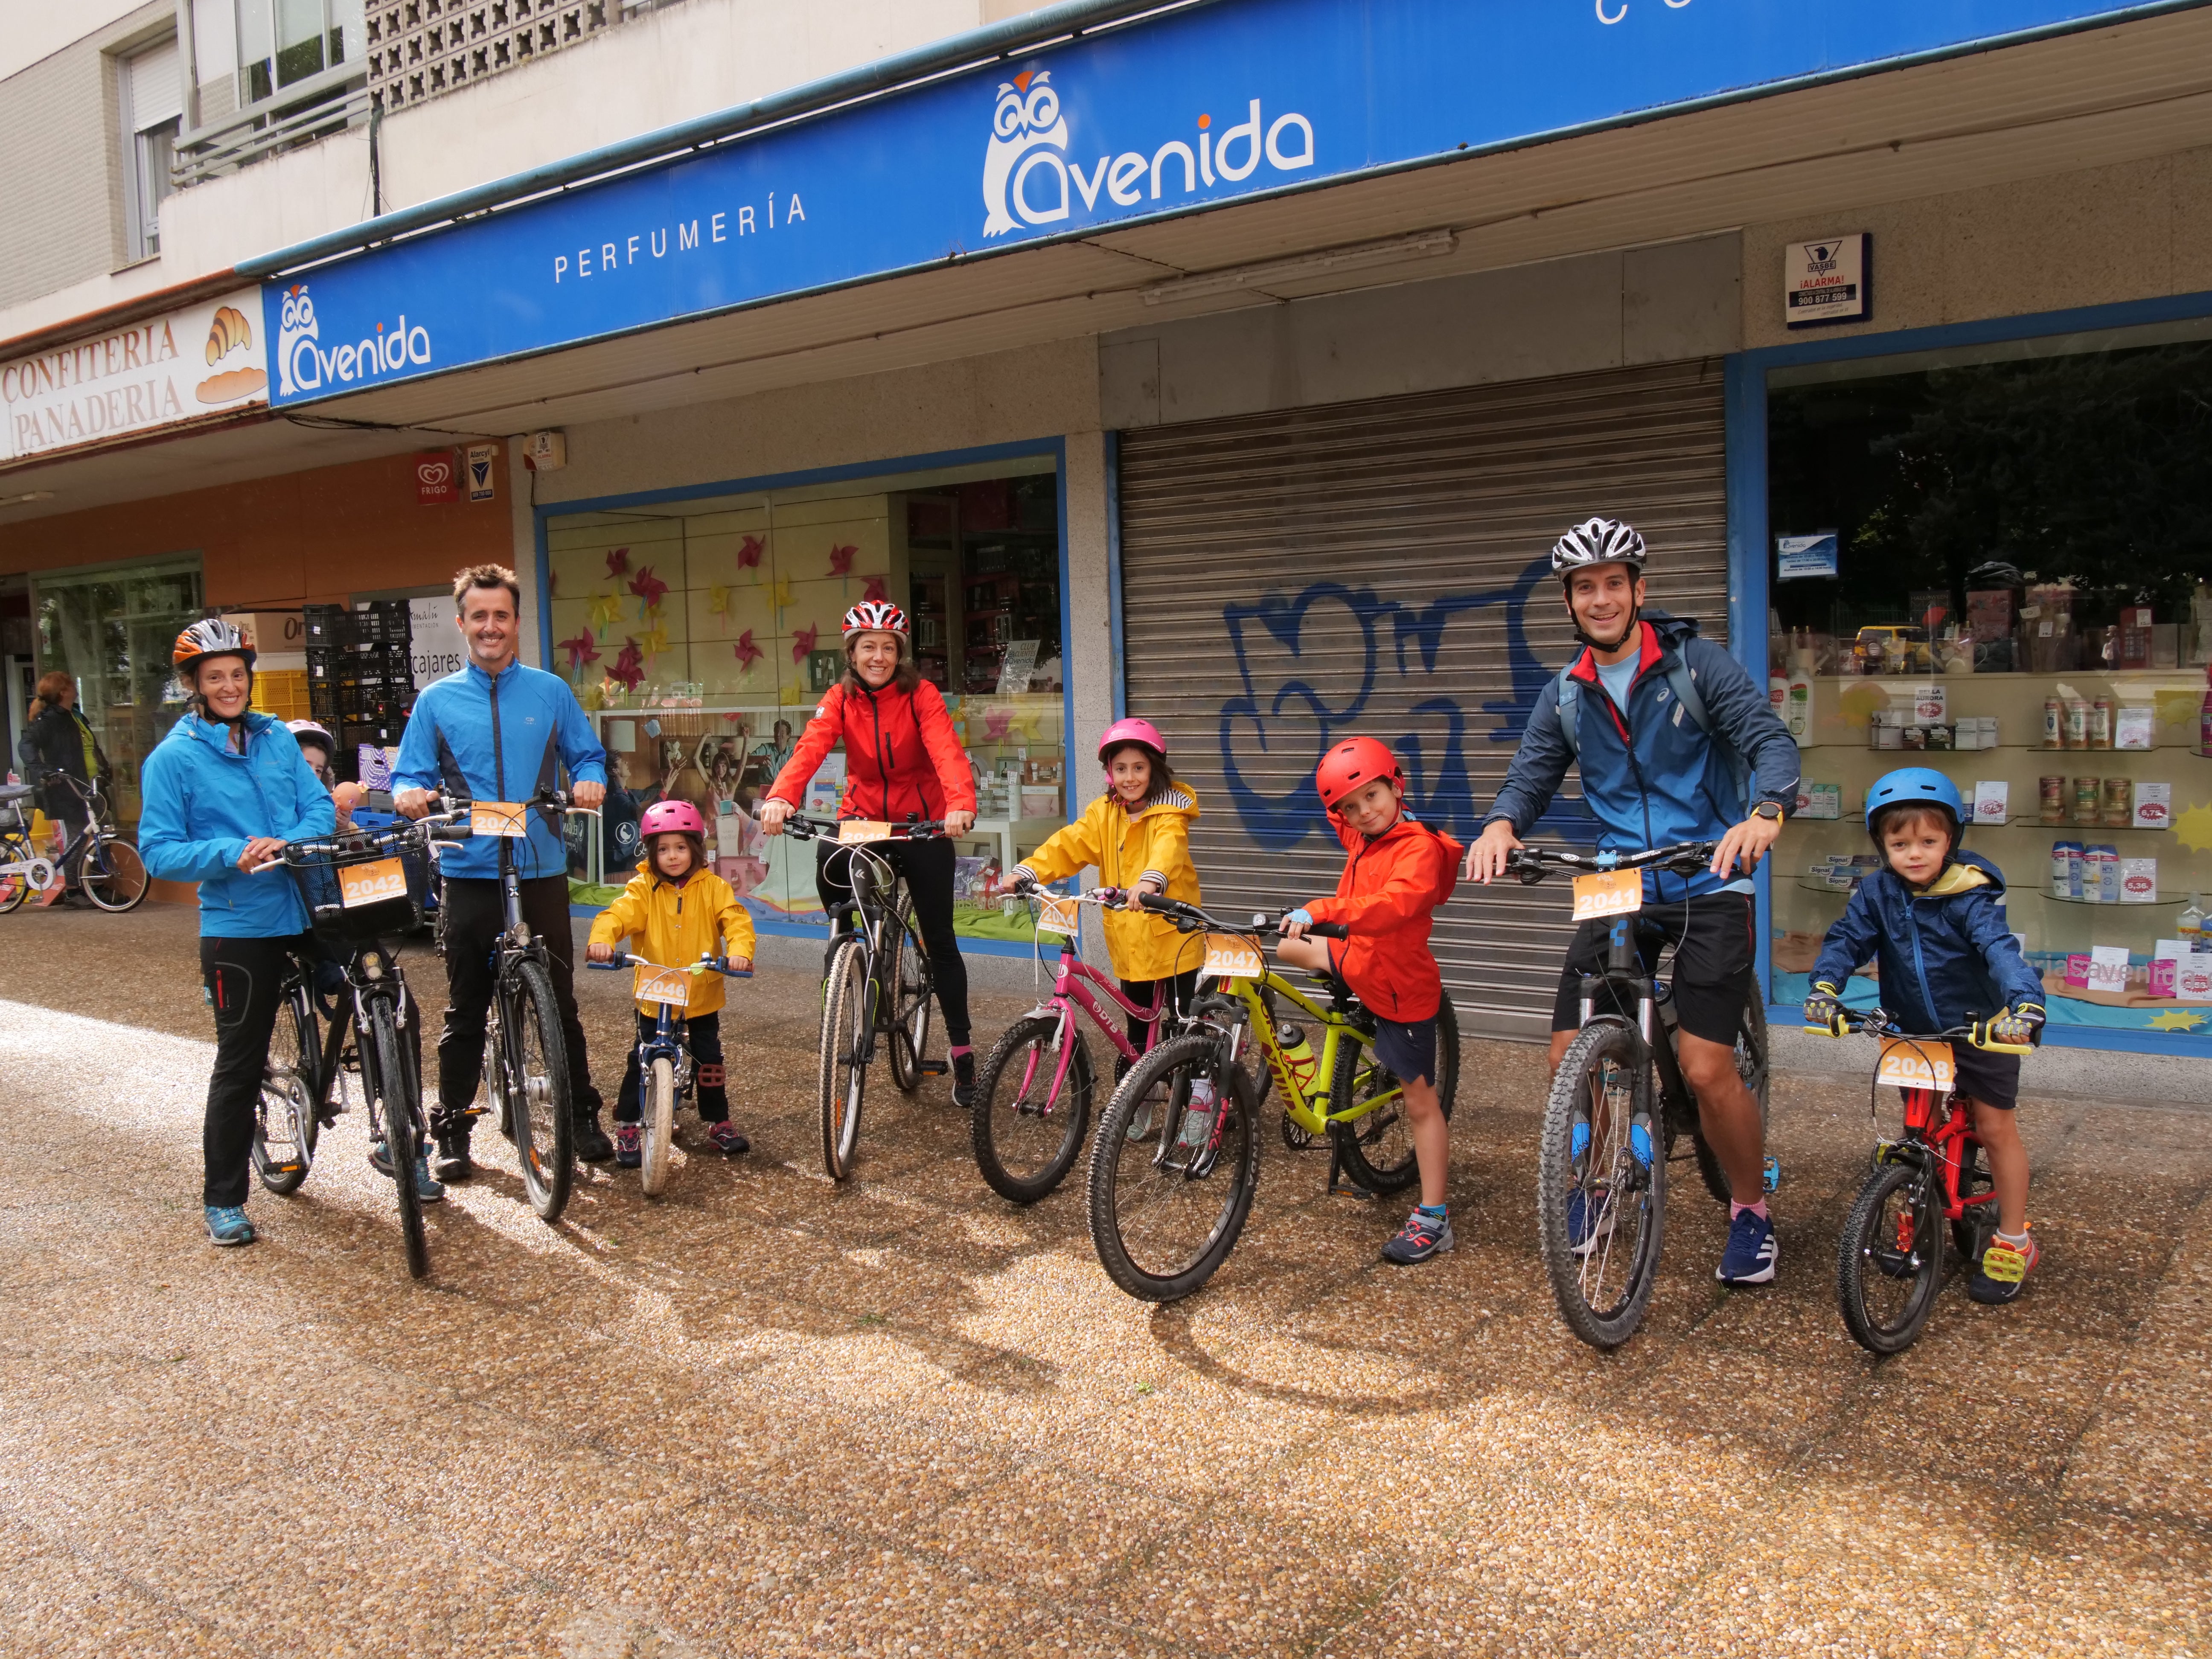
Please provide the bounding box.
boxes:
[275,283,320,398]
[981,70,1068,237]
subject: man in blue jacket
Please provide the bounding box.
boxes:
[1465,518,1801,1286]
[393,565,612,1177]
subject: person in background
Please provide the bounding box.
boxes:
[288,720,366,828]
[20,670,109,906]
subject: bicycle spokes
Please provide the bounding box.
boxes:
[1569,1057,1656,1322]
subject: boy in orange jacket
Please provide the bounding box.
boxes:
[1279,737,1462,1264]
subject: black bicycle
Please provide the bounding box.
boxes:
[1508,842,1772,1349]
[783,813,946,1181]
[0,773,148,912]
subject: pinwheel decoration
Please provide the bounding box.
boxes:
[707,584,733,620]
[736,533,765,571]
[733,630,763,671]
[861,575,891,604]
[791,623,819,664]
[587,591,624,631]
[827,543,856,577]
[637,621,670,659]
[770,576,794,627]
[605,547,629,578]
[628,565,668,617]
[556,631,600,673]
[608,640,646,691]
[984,705,1015,741]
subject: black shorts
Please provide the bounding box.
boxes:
[1951,1045,2022,1112]
[1370,1015,1437,1086]
[1551,889,1755,1048]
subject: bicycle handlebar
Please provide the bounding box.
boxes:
[586,950,752,979]
[250,806,469,872]
[1135,892,1350,940]
[1813,1005,2032,1056]
[780,812,950,842]
[1503,841,1721,884]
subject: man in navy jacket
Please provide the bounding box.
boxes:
[394,565,612,1177]
[1466,518,1800,1288]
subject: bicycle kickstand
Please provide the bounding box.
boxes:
[1324,1135,1373,1202]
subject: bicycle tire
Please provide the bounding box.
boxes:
[1329,990,1461,1195]
[1690,990,1772,1207]
[886,894,934,1094]
[971,1012,1093,1204]
[1837,1159,1944,1355]
[506,959,576,1222]
[819,938,870,1181]
[0,839,29,912]
[1085,1032,1260,1303]
[252,990,320,1196]
[641,1057,676,1197]
[79,837,148,912]
[1536,1022,1666,1349]
[366,1001,430,1281]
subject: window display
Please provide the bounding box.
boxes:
[1766,333,2212,1039]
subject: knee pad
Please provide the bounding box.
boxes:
[696,1063,725,1090]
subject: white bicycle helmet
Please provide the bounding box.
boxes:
[841,599,908,638]
[1551,517,1648,578]
[287,719,336,750]
[172,617,255,677]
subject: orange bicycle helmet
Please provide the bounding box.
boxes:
[1315,736,1402,812]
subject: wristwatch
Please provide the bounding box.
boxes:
[1750,801,1785,823]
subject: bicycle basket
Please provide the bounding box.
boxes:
[287,832,434,943]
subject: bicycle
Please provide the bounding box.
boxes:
[1822,1007,2030,1355]
[585,949,752,1196]
[970,885,1185,1205]
[0,773,148,912]
[259,806,468,1278]
[1507,841,1773,1350]
[782,813,948,1182]
[1084,895,1461,1303]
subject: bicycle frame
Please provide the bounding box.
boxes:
[1217,972,1382,1136]
[794,815,944,1070]
[1020,923,1172,1106]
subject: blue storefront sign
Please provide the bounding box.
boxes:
[263,0,2179,406]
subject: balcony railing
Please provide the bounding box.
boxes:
[174,60,370,186]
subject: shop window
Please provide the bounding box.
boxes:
[1766,332,2212,1039]
[545,461,1065,940]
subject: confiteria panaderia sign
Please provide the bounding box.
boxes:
[0,288,269,462]
[263,0,2160,408]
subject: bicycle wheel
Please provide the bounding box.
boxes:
[1329,990,1461,1195]
[1837,1159,1943,1355]
[505,959,576,1222]
[640,1057,676,1197]
[886,894,934,1094]
[971,1012,1092,1204]
[0,839,29,912]
[818,937,870,1180]
[365,1002,430,1280]
[79,836,148,912]
[1691,990,1771,1207]
[252,990,320,1196]
[1536,1022,1665,1349]
[1086,1032,1260,1303]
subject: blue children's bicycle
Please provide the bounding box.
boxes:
[587,950,751,1196]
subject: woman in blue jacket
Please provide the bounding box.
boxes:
[139,619,336,1247]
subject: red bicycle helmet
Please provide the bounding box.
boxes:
[1097,717,1167,766]
[841,600,908,638]
[640,799,705,838]
[1315,736,1402,812]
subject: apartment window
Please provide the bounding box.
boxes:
[121,38,183,260]
[237,0,365,105]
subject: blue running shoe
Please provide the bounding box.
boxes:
[368,1141,446,1203]
[205,1205,256,1246]
[1567,1186,1614,1257]
[1716,1208,1778,1285]
[1381,1207,1455,1266]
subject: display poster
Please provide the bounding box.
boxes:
[1776,532,1839,580]
[409,597,467,689]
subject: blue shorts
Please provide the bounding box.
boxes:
[1370,1015,1437,1086]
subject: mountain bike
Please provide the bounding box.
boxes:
[585,950,751,1196]
[1821,1007,2030,1354]
[783,813,947,1181]
[970,885,1185,1205]
[260,807,467,1278]
[0,774,148,912]
[1085,896,1460,1303]
[1507,842,1773,1350]
[248,945,353,1196]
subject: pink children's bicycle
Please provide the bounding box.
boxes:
[970,886,1186,1204]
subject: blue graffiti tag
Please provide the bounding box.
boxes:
[1219,556,1566,850]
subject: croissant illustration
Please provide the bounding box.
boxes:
[205,305,252,364]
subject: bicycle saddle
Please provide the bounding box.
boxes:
[0,783,32,803]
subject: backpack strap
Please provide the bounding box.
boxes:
[1554,667,1581,762]
[1557,650,1752,815]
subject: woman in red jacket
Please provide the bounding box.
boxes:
[760,601,982,1101]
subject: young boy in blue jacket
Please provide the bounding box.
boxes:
[1805,768,2047,1304]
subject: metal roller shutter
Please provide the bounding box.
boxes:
[1118,358,1728,1043]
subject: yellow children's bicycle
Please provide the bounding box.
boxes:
[1083,895,1459,1302]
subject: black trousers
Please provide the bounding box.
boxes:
[435,874,601,1137]
[614,1009,729,1124]
[1118,969,1200,1055]
[199,933,313,1208]
[815,835,970,1046]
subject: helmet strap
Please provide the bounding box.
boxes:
[1565,588,1640,654]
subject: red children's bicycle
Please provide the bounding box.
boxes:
[1822,1007,2030,1354]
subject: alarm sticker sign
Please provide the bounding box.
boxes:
[1786,234,1870,328]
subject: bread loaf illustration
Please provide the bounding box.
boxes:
[205,305,252,365]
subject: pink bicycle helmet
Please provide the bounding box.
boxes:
[640,799,705,838]
[1097,717,1167,766]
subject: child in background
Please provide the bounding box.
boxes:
[288,721,365,828]
[1806,768,2046,1303]
[1279,737,1463,1265]
[587,799,757,1164]
[1007,720,1202,1071]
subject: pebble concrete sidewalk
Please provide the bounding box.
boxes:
[3,902,2209,1658]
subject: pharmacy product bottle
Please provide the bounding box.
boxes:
[1785,671,1813,740]
[2180,896,2209,949]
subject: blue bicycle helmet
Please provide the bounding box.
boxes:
[1864,767,1964,842]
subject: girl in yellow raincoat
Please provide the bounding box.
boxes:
[587,800,757,1160]
[1007,720,1202,1072]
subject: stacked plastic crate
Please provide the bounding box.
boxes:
[304,601,416,782]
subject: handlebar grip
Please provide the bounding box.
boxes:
[1304,921,1350,940]
[584,960,624,971]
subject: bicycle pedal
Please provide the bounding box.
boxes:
[917,1060,950,1077]
[1763,1155,1782,1194]
[1325,1172,1375,1200]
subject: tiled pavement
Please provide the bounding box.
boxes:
[2,902,2207,1656]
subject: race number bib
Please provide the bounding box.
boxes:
[1203,933,1266,981]
[1571,869,1643,921]
[338,858,407,909]
[633,965,692,1008]
[838,820,891,845]
[471,802,528,838]
[1035,894,1080,936]
[1877,1038,1955,1093]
